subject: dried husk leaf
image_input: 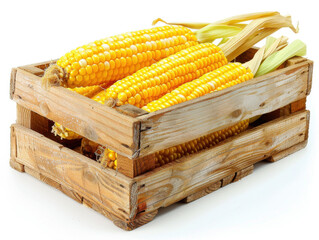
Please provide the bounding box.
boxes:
[152,18,209,29]
[152,11,279,29]
[220,15,298,61]
[195,24,243,43]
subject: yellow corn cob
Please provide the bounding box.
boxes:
[155,119,249,167]
[42,25,198,88]
[100,149,117,170]
[52,122,82,140]
[143,62,254,112]
[100,43,227,107]
[97,119,249,169]
[69,83,110,98]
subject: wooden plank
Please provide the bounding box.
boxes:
[183,165,253,203]
[10,68,17,99]
[290,98,306,113]
[11,124,135,221]
[117,154,156,178]
[11,68,139,158]
[138,60,312,157]
[307,61,313,95]
[116,104,149,117]
[267,140,308,163]
[183,181,221,203]
[135,110,309,214]
[16,104,50,135]
[19,65,44,76]
[233,165,254,182]
[10,159,24,172]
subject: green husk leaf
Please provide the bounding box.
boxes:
[195,24,243,43]
[218,37,230,46]
[255,39,306,77]
[243,36,288,75]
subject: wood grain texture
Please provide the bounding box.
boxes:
[290,98,306,113]
[267,140,308,163]
[10,158,153,230]
[183,180,221,203]
[10,158,24,172]
[11,68,139,157]
[117,154,156,178]
[10,68,17,99]
[135,111,309,214]
[16,104,50,135]
[233,165,254,182]
[183,165,253,203]
[11,124,135,221]
[137,60,312,157]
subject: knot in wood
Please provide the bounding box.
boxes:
[231,109,242,118]
[39,101,50,116]
[83,125,98,142]
[83,169,96,183]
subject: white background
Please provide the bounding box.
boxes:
[1,0,318,239]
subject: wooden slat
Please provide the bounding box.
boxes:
[138,60,312,157]
[135,110,309,214]
[183,180,221,203]
[183,165,254,203]
[11,124,135,221]
[267,140,308,163]
[11,68,140,157]
[291,98,306,113]
[16,104,50,135]
[117,154,156,178]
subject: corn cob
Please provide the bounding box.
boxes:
[69,83,111,98]
[42,25,198,88]
[102,43,227,107]
[142,36,292,112]
[91,14,296,108]
[42,13,296,90]
[143,63,253,112]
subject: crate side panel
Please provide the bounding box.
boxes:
[135,110,309,214]
[139,61,311,157]
[12,68,139,157]
[12,124,134,220]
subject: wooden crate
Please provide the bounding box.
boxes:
[10,49,313,178]
[9,50,313,230]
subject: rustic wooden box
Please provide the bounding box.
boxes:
[9,50,313,230]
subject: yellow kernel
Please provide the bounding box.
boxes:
[118,92,127,102]
[79,68,86,76]
[128,97,136,105]
[86,65,93,74]
[71,62,81,70]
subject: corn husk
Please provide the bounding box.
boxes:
[243,36,288,75]
[220,15,298,61]
[255,39,306,77]
[152,11,279,29]
[195,24,243,43]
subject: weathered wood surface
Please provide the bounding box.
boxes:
[10,109,310,230]
[135,110,309,214]
[11,68,140,157]
[137,60,312,157]
[183,165,254,203]
[10,124,135,222]
[117,154,156,178]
